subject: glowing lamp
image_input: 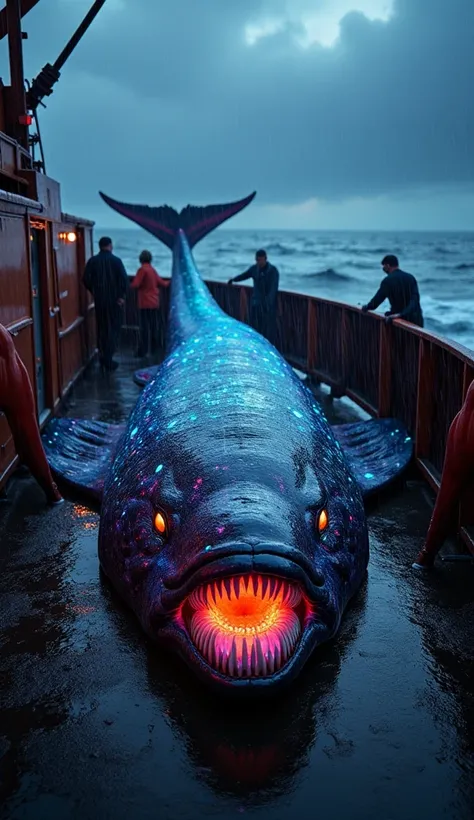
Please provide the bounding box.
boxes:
[18,114,33,126]
[66,231,77,243]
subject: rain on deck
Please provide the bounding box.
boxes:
[1,351,474,820]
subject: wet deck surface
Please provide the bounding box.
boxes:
[1,352,474,820]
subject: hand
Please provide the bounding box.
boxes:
[227,279,234,286]
[361,305,368,313]
[117,298,125,306]
[385,313,400,324]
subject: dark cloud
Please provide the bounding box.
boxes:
[3,0,473,212]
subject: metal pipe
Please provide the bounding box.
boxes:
[52,0,107,73]
[26,0,108,111]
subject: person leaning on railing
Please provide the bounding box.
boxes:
[228,249,279,344]
[130,250,170,358]
[361,255,424,327]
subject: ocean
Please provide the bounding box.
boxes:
[102,227,474,352]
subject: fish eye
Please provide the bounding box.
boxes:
[154,511,168,536]
[317,509,329,533]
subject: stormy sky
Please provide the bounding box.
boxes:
[1,0,473,229]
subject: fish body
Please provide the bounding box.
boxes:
[43,191,412,694]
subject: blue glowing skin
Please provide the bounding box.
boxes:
[95,230,369,691]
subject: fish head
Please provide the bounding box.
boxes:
[99,408,369,695]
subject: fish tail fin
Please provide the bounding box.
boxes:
[99,190,257,250]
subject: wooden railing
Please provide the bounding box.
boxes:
[123,279,474,553]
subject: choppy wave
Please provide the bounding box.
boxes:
[434,263,474,272]
[433,246,457,256]
[349,261,376,270]
[306,268,355,283]
[264,242,299,256]
[339,246,395,256]
[425,318,473,336]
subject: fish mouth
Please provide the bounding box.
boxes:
[155,547,335,690]
[180,573,309,679]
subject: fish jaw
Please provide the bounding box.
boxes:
[148,550,342,694]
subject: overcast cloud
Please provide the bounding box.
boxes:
[1,0,473,228]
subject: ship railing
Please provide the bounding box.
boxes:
[121,280,474,554]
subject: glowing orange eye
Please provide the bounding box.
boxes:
[317,509,328,533]
[154,511,167,535]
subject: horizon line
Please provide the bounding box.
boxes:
[92,226,474,234]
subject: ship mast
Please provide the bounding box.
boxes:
[1,0,107,167]
[1,0,30,147]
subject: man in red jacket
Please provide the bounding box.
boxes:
[131,250,170,357]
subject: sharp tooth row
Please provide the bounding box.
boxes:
[189,610,301,678]
[189,574,302,609]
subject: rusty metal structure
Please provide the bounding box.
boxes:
[0,0,103,488]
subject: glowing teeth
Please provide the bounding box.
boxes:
[185,574,303,678]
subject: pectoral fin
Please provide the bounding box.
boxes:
[42,418,126,502]
[332,417,413,497]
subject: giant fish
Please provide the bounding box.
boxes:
[43,190,412,694]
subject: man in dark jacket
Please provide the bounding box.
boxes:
[83,236,129,370]
[361,254,423,327]
[228,249,279,344]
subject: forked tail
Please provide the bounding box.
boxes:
[99,190,257,249]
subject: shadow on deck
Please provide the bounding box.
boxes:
[0,350,473,819]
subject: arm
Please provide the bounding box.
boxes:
[362,279,388,312]
[397,283,420,319]
[229,267,253,285]
[156,274,170,288]
[266,267,279,308]
[82,258,94,294]
[117,259,129,299]
[130,267,145,289]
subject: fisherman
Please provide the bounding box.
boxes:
[82,236,129,370]
[228,249,279,344]
[131,250,170,358]
[361,255,424,327]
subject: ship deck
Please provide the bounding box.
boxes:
[1,352,474,820]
